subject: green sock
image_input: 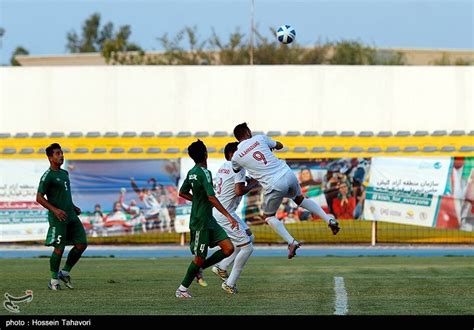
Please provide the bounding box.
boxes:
[63,247,84,272]
[181,262,201,288]
[202,250,226,269]
[50,252,62,279]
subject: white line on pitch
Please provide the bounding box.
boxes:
[334,276,348,315]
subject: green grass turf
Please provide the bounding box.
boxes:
[0,257,473,315]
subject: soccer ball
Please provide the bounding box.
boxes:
[276,25,296,44]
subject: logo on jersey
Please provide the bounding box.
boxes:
[189,174,197,181]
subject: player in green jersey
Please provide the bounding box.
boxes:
[175,140,239,298]
[36,143,87,290]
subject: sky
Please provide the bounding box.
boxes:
[0,0,473,64]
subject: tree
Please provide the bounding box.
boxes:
[66,12,142,63]
[330,40,377,65]
[157,26,329,65]
[209,27,249,65]
[10,46,29,66]
[66,13,101,53]
[156,26,212,65]
[101,25,143,64]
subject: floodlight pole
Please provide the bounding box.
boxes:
[249,0,255,65]
[0,28,5,49]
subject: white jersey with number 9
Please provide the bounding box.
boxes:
[231,135,289,192]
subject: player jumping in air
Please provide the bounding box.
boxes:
[231,123,340,259]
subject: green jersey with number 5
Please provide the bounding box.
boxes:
[38,168,75,221]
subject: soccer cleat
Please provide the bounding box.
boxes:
[328,218,340,235]
[288,240,301,259]
[58,270,74,289]
[48,279,62,291]
[175,288,192,298]
[211,266,229,281]
[221,282,238,294]
[195,270,208,287]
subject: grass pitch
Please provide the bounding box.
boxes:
[0,256,473,315]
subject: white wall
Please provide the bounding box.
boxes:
[1,65,472,133]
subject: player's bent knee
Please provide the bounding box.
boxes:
[221,241,234,256]
[193,257,205,267]
[224,245,234,257]
[75,244,88,252]
[53,248,64,256]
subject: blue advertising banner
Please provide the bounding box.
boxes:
[68,159,180,237]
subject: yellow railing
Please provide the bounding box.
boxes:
[0,135,472,159]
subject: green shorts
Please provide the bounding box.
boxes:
[190,220,229,258]
[45,214,88,249]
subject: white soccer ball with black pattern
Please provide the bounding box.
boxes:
[276,25,296,44]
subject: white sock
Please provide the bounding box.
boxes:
[218,246,239,271]
[178,284,188,291]
[300,198,332,223]
[266,216,295,244]
[226,244,254,287]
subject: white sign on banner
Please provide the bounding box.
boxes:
[0,160,50,242]
[363,157,452,227]
[174,206,191,234]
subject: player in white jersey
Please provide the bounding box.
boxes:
[210,142,259,294]
[231,123,340,259]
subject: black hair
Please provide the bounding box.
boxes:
[45,143,61,157]
[188,139,207,163]
[233,122,250,141]
[224,142,239,161]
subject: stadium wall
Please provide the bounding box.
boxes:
[1,65,473,133]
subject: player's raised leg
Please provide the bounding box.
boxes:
[262,189,300,258]
[293,195,340,235]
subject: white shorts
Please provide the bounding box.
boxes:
[213,210,251,247]
[262,169,302,215]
